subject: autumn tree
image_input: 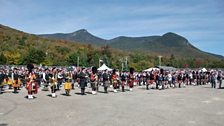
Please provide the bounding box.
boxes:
[20,48,46,64]
[0,53,7,64]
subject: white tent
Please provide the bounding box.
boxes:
[201,68,207,72]
[143,67,160,72]
[97,64,112,71]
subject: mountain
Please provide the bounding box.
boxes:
[40,29,107,46]
[40,30,223,59]
[1,24,224,68]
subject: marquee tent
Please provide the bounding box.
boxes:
[97,64,112,71]
[143,67,160,72]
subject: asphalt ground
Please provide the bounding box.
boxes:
[0,84,224,126]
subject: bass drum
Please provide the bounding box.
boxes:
[64,83,71,96]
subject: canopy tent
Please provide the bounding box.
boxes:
[143,67,160,72]
[97,64,112,71]
[201,68,207,72]
[156,66,176,71]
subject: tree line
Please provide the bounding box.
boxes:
[0,32,223,71]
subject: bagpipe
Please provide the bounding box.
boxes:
[90,73,98,82]
[50,77,57,87]
[27,78,38,94]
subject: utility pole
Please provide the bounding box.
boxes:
[158,55,162,66]
[77,56,79,67]
[119,58,124,71]
[122,61,124,71]
[125,56,128,70]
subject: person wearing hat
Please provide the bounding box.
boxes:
[7,70,13,89]
[42,69,50,91]
[211,72,216,88]
[217,71,223,89]
[78,68,88,95]
[64,77,72,96]
[0,70,5,94]
[26,64,38,99]
[57,70,63,90]
[128,68,135,91]
[102,70,109,93]
[111,69,118,93]
[121,71,126,92]
[12,68,20,93]
[48,70,57,98]
[90,66,98,95]
[177,72,183,88]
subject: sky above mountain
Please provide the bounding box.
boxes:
[0,0,223,56]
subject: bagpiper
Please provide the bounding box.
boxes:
[112,69,118,93]
[177,72,183,88]
[0,69,5,94]
[12,69,20,93]
[26,64,38,100]
[90,66,98,95]
[78,68,88,95]
[128,68,135,91]
[121,71,126,92]
[49,73,57,98]
[64,77,72,96]
[102,70,109,93]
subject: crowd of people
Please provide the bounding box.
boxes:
[0,64,223,100]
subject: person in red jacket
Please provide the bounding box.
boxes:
[112,69,118,93]
[90,66,98,95]
[26,64,38,100]
[129,68,135,91]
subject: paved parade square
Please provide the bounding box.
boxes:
[0,85,223,126]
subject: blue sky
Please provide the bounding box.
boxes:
[0,0,224,56]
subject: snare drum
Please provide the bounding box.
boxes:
[64,82,71,90]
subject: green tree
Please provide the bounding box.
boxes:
[101,45,112,58]
[20,48,46,64]
[0,53,7,64]
[67,51,88,67]
[4,51,21,65]
[19,36,27,46]
[67,52,79,66]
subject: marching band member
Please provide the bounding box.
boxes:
[102,70,109,93]
[71,71,77,90]
[146,72,150,90]
[57,70,63,90]
[0,70,5,94]
[90,66,98,95]
[26,64,38,100]
[64,77,72,96]
[177,72,183,88]
[217,71,222,89]
[112,69,118,93]
[128,68,135,91]
[168,72,173,88]
[49,73,57,98]
[12,69,20,93]
[150,71,155,88]
[121,71,126,92]
[42,69,49,91]
[78,68,88,95]
[7,76,13,89]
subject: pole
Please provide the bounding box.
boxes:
[158,56,162,66]
[122,62,124,71]
[125,57,128,70]
[99,58,100,68]
[77,56,79,67]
